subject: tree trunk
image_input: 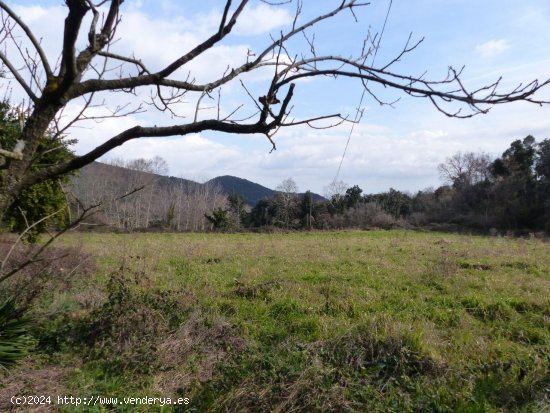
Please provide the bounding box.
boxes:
[0,103,60,223]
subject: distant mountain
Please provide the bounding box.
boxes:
[68,163,325,231]
[73,163,324,209]
[207,175,325,206]
[207,175,274,206]
[73,161,201,193]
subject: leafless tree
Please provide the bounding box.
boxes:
[275,177,298,227]
[438,152,492,187]
[277,177,298,194]
[1,0,549,226]
[124,156,168,228]
[324,180,348,200]
[72,159,227,231]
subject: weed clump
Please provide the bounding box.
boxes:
[473,352,550,410]
[502,260,537,271]
[459,261,493,271]
[35,264,194,376]
[319,323,442,379]
[155,312,246,394]
[233,279,279,301]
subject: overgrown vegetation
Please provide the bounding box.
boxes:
[0,235,94,372]
[1,231,548,412]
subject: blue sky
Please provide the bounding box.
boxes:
[5,1,550,195]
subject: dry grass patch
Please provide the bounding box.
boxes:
[154,312,246,395]
[0,361,70,413]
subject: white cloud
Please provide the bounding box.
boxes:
[475,39,510,58]
[234,3,293,36]
[103,134,242,180]
[67,94,550,195]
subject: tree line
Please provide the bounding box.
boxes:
[208,135,550,234]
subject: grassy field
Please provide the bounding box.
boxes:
[1,230,549,412]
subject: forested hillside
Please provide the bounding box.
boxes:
[206,176,275,206]
[208,176,325,206]
[72,161,227,231]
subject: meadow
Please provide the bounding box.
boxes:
[1,230,549,412]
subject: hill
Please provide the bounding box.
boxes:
[207,175,275,206]
[73,163,324,208]
[208,175,325,206]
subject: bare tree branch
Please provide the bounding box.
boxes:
[97,50,150,74]
[156,0,249,79]
[69,1,368,97]
[59,0,90,80]
[0,0,53,77]
[0,50,38,102]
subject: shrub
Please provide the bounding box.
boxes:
[35,263,196,376]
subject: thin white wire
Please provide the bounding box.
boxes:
[332,0,394,185]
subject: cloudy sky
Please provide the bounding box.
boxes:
[4,0,550,195]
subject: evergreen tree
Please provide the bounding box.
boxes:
[345,185,363,208]
[228,194,248,228]
[491,136,538,229]
[205,208,231,231]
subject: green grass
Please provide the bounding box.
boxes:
[5,230,550,412]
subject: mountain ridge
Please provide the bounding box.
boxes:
[207,175,325,206]
[207,175,275,206]
[74,162,324,206]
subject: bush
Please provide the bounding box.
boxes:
[346,203,403,229]
[44,265,196,375]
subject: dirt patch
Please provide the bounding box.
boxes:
[0,362,70,412]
